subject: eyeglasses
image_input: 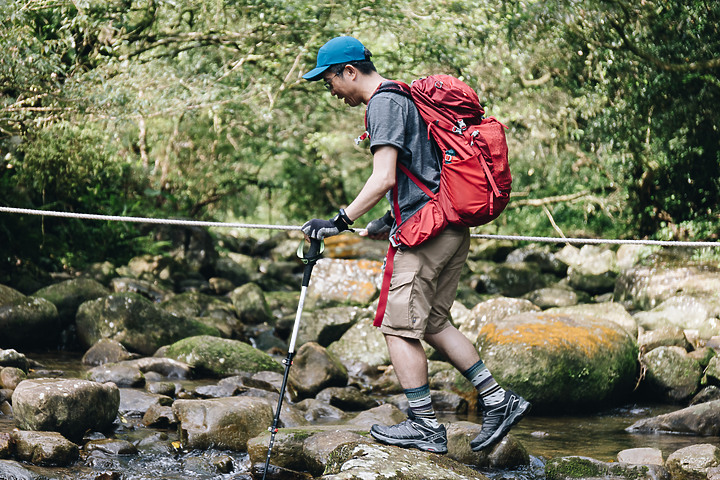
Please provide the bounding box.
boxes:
[323,72,342,91]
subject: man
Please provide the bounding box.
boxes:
[301,36,529,454]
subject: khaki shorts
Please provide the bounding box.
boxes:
[380,226,470,339]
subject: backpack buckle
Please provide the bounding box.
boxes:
[355,131,369,145]
[453,119,467,134]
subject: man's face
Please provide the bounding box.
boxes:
[323,68,362,107]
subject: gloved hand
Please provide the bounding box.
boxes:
[361,210,394,240]
[301,209,354,240]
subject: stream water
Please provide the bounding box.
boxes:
[3,351,720,479]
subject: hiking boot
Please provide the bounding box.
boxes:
[470,390,530,451]
[370,412,448,454]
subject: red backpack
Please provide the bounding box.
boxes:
[368,75,512,327]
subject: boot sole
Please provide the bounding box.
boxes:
[370,428,448,454]
[470,399,531,451]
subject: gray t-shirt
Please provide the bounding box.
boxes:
[366,82,441,236]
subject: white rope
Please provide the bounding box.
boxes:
[1,206,717,247]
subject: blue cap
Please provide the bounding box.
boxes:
[303,36,367,81]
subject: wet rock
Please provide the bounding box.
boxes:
[559,245,619,295]
[306,258,383,308]
[0,433,11,458]
[348,403,407,430]
[446,422,529,468]
[475,310,638,412]
[229,282,271,324]
[0,349,29,371]
[639,326,692,352]
[214,255,252,286]
[142,404,178,428]
[81,260,117,285]
[474,262,549,297]
[12,430,79,467]
[0,295,59,349]
[0,460,47,480]
[545,302,638,338]
[161,291,242,339]
[85,438,138,455]
[288,342,347,399]
[162,335,282,376]
[118,389,172,417]
[0,366,26,389]
[327,316,389,369]
[506,245,568,275]
[297,306,369,347]
[110,277,173,303]
[692,386,720,406]
[32,278,109,325]
[322,440,489,479]
[76,293,220,355]
[302,430,367,476]
[294,398,347,422]
[12,378,119,441]
[0,284,27,306]
[457,297,540,344]
[82,338,134,366]
[689,348,715,368]
[634,296,720,340]
[614,264,720,312]
[642,346,702,402]
[626,400,720,435]
[315,386,379,411]
[208,277,235,295]
[153,225,218,274]
[173,396,273,451]
[523,286,581,309]
[618,447,664,465]
[616,245,659,271]
[87,363,145,388]
[546,455,669,480]
[667,444,720,480]
[125,357,192,379]
[146,381,176,397]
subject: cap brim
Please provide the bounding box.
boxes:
[302,65,329,81]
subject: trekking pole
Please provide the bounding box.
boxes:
[261,237,324,480]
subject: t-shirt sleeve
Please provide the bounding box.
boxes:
[366,94,409,155]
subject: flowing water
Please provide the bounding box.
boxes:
[3,352,720,479]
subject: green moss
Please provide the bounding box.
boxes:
[546,457,606,480]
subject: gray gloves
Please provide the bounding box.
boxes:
[302,209,354,239]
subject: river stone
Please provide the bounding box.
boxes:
[0,433,11,458]
[523,287,581,309]
[315,386,379,411]
[349,404,409,430]
[458,297,540,343]
[302,430,368,476]
[288,342,347,399]
[474,262,549,297]
[76,293,220,355]
[11,430,79,467]
[125,357,192,379]
[563,246,619,294]
[614,265,720,312]
[173,396,273,451]
[545,302,638,338]
[214,255,252,286]
[87,363,145,388]
[446,422,529,468]
[228,282,271,324]
[638,326,692,352]
[162,335,282,376]
[625,400,720,435]
[118,388,173,417]
[474,311,638,411]
[506,245,568,275]
[328,315,389,369]
[297,306,369,347]
[0,296,59,348]
[306,258,383,308]
[0,349,29,371]
[85,438,138,456]
[0,367,27,389]
[294,398,347,422]
[32,278,109,325]
[546,456,669,480]
[0,284,26,306]
[12,378,119,441]
[692,386,720,406]
[110,277,173,303]
[617,447,664,465]
[142,404,177,428]
[82,338,134,366]
[642,346,702,402]
[634,296,720,339]
[667,444,720,480]
[322,441,489,480]
[0,460,49,480]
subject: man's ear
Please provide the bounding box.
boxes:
[344,64,358,80]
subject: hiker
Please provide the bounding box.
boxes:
[300,36,529,454]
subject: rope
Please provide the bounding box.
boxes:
[0,206,717,248]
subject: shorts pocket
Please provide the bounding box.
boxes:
[386,271,416,330]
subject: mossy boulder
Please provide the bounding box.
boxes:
[641,346,702,402]
[475,311,638,412]
[546,456,667,480]
[76,293,220,355]
[0,295,59,349]
[162,335,282,377]
[33,278,109,325]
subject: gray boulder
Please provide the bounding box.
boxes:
[288,342,348,399]
[634,296,720,339]
[0,367,26,390]
[626,400,720,436]
[0,460,47,480]
[161,291,243,339]
[457,297,540,343]
[119,389,173,417]
[546,456,669,480]
[76,293,220,355]
[306,258,383,308]
[638,326,692,352]
[642,346,702,402]
[523,286,582,309]
[617,447,664,465]
[228,282,271,324]
[475,310,638,411]
[545,302,638,338]
[297,306,369,347]
[11,430,79,467]
[125,357,192,379]
[32,278,109,325]
[302,430,368,476]
[110,277,173,303]
[82,338,134,366]
[162,335,282,376]
[328,316,389,369]
[446,423,529,469]
[562,245,619,294]
[0,349,29,371]
[173,397,273,451]
[0,296,59,348]
[474,262,549,297]
[0,284,26,306]
[12,378,119,441]
[506,245,568,275]
[86,362,145,388]
[315,386,379,411]
[667,444,720,480]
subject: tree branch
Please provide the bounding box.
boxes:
[508,190,591,208]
